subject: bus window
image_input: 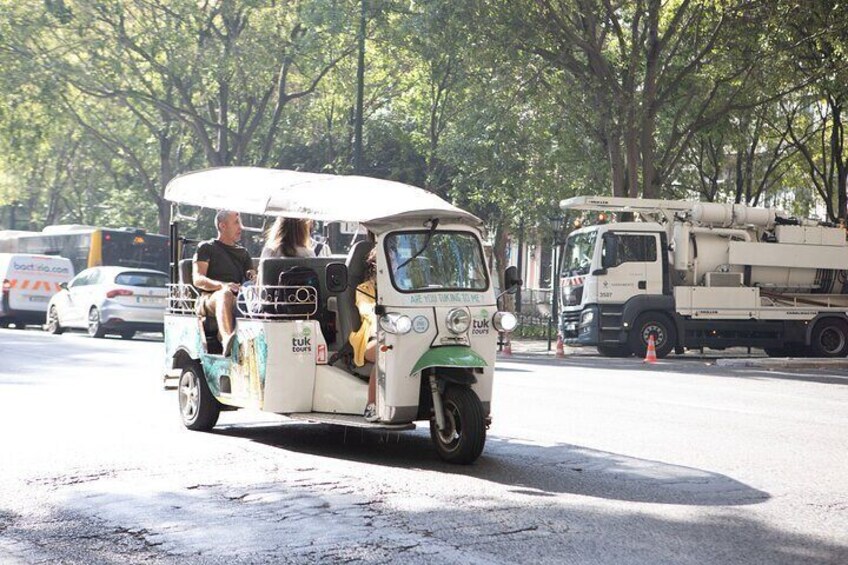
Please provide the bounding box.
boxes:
[100,230,169,272]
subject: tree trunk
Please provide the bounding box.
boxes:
[831,100,847,222]
[492,220,509,293]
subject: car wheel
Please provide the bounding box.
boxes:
[179,362,220,431]
[46,306,64,335]
[120,330,136,340]
[88,307,106,338]
[629,312,677,359]
[810,318,848,358]
[429,385,486,465]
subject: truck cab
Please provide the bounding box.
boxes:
[560,222,671,356]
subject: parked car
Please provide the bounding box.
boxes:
[46,267,168,339]
[0,253,75,328]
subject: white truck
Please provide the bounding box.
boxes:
[558,196,848,358]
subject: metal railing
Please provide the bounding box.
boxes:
[167,283,318,319]
[514,287,558,339]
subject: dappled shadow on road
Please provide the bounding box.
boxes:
[213,423,768,507]
[17,455,845,565]
[498,354,848,386]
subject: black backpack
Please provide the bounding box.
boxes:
[273,266,320,317]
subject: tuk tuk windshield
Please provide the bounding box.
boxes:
[386,231,489,292]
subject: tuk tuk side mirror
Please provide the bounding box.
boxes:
[503,266,522,294]
[601,232,618,270]
[326,262,348,293]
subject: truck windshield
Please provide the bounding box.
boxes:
[385,231,489,292]
[562,231,597,276]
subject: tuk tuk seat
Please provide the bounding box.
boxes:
[258,257,339,342]
[178,258,221,352]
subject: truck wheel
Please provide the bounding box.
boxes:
[88,307,106,338]
[810,318,848,357]
[597,344,632,357]
[430,385,486,464]
[46,306,64,335]
[178,362,220,431]
[629,313,676,359]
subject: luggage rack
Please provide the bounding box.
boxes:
[166,283,317,319]
[167,283,199,314]
[237,284,318,319]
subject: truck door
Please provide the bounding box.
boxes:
[598,232,662,302]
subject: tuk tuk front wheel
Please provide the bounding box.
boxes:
[430,385,486,465]
[178,362,220,431]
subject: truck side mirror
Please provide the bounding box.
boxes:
[503,266,522,294]
[325,263,348,293]
[601,233,618,269]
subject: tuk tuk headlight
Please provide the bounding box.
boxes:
[379,313,412,335]
[493,311,518,332]
[445,308,471,334]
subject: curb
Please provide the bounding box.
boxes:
[715,357,848,369]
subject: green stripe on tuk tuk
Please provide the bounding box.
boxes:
[411,346,487,375]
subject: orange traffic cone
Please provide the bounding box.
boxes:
[502,333,513,357]
[643,334,658,364]
[555,334,566,358]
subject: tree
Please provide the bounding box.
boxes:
[472,0,772,199]
[770,0,848,222]
[3,0,358,232]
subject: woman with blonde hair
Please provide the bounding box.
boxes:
[261,217,315,258]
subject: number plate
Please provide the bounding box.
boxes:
[28,295,49,303]
[137,296,164,305]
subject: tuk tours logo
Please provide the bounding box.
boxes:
[291,326,313,354]
[472,309,491,335]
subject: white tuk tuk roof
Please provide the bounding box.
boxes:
[164,167,482,229]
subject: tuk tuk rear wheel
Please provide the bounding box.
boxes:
[179,362,220,431]
[430,385,486,465]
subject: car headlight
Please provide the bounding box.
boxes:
[379,313,412,335]
[580,310,594,326]
[493,311,518,332]
[445,308,471,334]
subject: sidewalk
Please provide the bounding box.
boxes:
[499,337,848,369]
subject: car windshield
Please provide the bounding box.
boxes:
[386,231,488,292]
[562,231,597,276]
[115,272,168,288]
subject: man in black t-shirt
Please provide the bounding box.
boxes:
[193,210,256,356]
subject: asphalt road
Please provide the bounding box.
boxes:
[1,328,847,564]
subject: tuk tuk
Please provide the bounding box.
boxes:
[163,167,519,464]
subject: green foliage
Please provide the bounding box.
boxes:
[0,0,845,235]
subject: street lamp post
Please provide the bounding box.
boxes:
[547,215,564,351]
